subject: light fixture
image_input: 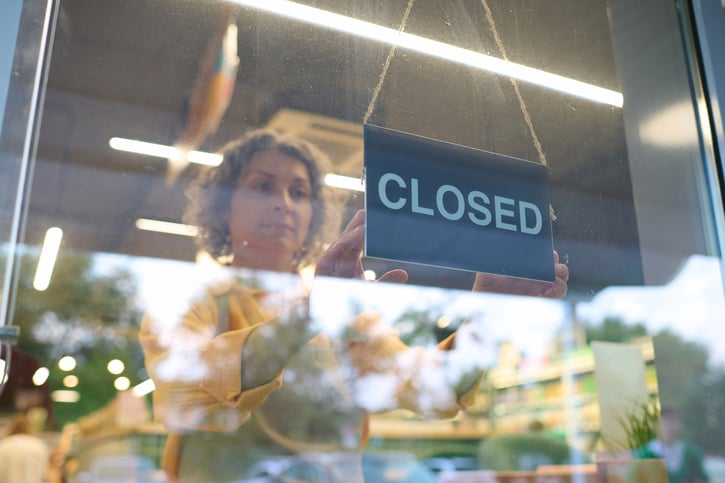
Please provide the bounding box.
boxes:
[114,376,131,391]
[230,0,623,107]
[63,375,79,388]
[58,355,76,372]
[51,390,80,403]
[33,227,63,291]
[324,174,365,192]
[132,378,156,397]
[32,367,50,386]
[107,359,125,375]
[135,218,199,237]
[109,138,223,166]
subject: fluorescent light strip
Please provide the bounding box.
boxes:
[135,218,199,237]
[109,138,223,166]
[132,378,156,397]
[324,173,365,192]
[51,390,80,403]
[231,0,623,108]
[112,140,364,192]
[33,227,63,291]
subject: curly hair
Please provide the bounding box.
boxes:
[184,129,344,269]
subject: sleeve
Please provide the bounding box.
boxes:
[139,285,284,432]
[342,310,483,419]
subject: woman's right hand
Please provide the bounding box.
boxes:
[315,210,408,283]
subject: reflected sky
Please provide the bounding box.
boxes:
[93,252,725,368]
[578,255,725,366]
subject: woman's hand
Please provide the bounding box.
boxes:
[315,210,408,283]
[472,250,569,298]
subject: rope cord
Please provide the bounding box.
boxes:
[480,0,547,168]
[481,0,556,219]
[362,0,415,125]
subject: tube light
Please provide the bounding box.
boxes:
[324,174,365,192]
[51,390,80,403]
[33,227,63,291]
[135,218,199,237]
[132,378,156,397]
[109,138,223,166]
[231,0,623,107]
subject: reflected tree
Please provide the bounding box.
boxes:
[586,317,725,455]
[392,306,464,346]
[3,251,143,427]
[584,317,647,343]
[685,371,725,455]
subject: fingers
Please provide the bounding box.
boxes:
[543,250,569,298]
[377,269,408,284]
[542,275,568,298]
[315,210,366,278]
[555,261,569,283]
[334,209,366,254]
[472,272,525,294]
[343,209,365,232]
[472,251,569,299]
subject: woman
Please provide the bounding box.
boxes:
[140,128,568,482]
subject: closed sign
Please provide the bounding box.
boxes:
[364,125,555,282]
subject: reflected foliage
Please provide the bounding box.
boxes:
[3,252,143,427]
[392,306,463,346]
[585,317,647,343]
[586,317,725,455]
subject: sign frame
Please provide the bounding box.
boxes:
[364,124,555,282]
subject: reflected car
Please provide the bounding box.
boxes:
[244,451,437,483]
[423,454,479,474]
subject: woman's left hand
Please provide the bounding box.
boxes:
[315,210,408,283]
[471,250,569,298]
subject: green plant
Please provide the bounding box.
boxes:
[611,398,661,450]
[622,399,660,449]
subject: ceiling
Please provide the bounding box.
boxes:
[22,0,643,293]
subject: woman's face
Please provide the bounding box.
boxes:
[227,149,314,271]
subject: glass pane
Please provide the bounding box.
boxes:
[1,0,49,322]
[1,1,724,482]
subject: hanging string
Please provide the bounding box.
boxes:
[480,0,547,168]
[362,0,416,125]
[480,0,556,220]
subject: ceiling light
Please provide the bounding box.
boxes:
[107,359,125,375]
[109,137,223,166]
[135,218,199,237]
[324,174,365,192]
[114,376,131,391]
[132,378,156,397]
[58,355,76,372]
[33,227,62,291]
[231,0,623,107]
[32,367,50,386]
[63,375,79,388]
[51,390,80,403]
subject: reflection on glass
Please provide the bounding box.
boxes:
[1,1,724,482]
[134,129,565,481]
